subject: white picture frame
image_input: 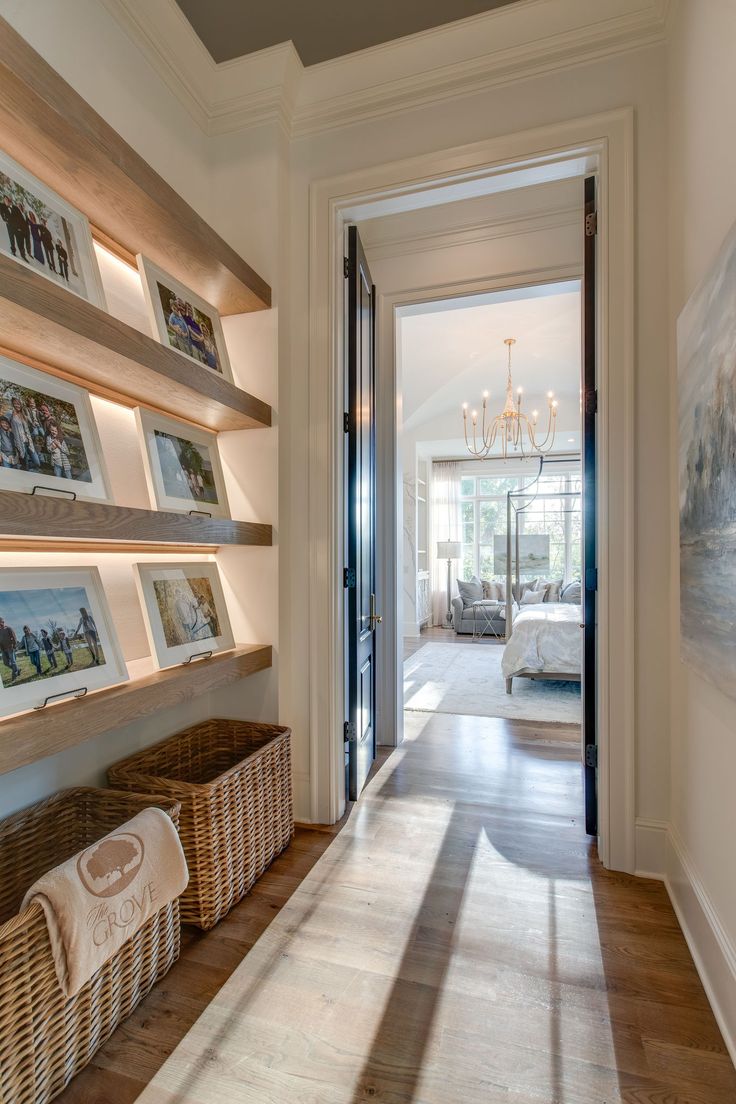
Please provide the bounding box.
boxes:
[0,149,106,308]
[134,561,235,669]
[136,254,233,383]
[0,353,112,503]
[0,566,128,717]
[134,407,230,519]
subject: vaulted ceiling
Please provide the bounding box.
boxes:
[175,0,521,66]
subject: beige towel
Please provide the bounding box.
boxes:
[21,806,188,998]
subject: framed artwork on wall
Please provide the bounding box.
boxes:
[0,354,112,503]
[136,255,233,382]
[134,561,235,669]
[678,218,736,702]
[494,533,550,575]
[0,566,128,716]
[134,407,230,518]
[0,149,106,307]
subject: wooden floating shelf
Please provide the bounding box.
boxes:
[0,18,270,315]
[0,490,272,552]
[0,254,272,432]
[0,644,273,776]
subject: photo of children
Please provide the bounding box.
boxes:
[0,167,88,298]
[0,378,92,482]
[156,282,223,373]
[152,576,221,648]
[0,585,106,689]
[154,429,219,505]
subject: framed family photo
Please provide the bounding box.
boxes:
[134,408,230,518]
[136,255,233,382]
[0,354,112,502]
[0,566,128,717]
[0,149,106,307]
[134,561,235,669]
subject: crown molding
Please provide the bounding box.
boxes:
[363,203,580,261]
[102,0,669,139]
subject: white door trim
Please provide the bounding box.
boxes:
[307,108,635,873]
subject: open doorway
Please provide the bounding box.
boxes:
[399,280,585,740]
[321,115,632,866]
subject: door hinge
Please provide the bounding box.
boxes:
[585,567,598,592]
[585,743,598,769]
[343,411,350,433]
[343,567,356,589]
[584,389,598,416]
[343,255,352,278]
[585,210,598,237]
[344,720,356,745]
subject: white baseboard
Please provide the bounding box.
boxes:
[403,621,421,638]
[665,826,736,1066]
[634,817,668,879]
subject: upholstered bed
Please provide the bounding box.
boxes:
[501,602,582,693]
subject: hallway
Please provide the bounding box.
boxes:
[134,712,736,1104]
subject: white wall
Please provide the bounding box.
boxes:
[0,1,280,817]
[666,0,736,1059]
[284,41,670,831]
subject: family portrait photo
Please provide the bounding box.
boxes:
[134,561,234,669]
[135,407,230,518]
[0,376,92,483]
[137,255,233,382]
[0,355,111,502]
[0,150,106,307]
[152,576,221,647]
[0,584,106,690]
[155,429,219,505]
[156,282,223,373]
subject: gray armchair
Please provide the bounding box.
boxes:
[451,596,509,637]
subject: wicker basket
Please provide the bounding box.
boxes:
[108,719,293,930]
[0,787,182,1104]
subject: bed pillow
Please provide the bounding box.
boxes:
[482,579,505,601]
[512,578,538,601]
[561,580,582,604]
[520,588,545,605]
[457,576,483,607]
[538,578,563,602]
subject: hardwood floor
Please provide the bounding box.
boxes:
[404,624,504,659]
[58,711,736,1103]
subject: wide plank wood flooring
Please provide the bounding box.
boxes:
[59,713,735,1103]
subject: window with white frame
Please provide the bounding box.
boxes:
[459,469,582,584]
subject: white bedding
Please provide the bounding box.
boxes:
[501,602,582,679]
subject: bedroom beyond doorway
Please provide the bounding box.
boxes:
[398,280,584,733]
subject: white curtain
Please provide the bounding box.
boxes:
[430,460,462,626]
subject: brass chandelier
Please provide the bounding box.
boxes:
[462,338,558,460]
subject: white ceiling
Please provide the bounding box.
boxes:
[398,281,581,432]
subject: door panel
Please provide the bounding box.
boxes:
[345,225,377,801]
[582,175,598,836]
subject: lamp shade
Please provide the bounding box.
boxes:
[437,540,462,560]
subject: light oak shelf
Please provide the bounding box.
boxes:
[0,644,273,776]
[0,18,270,315]
[0,490,272,553]
[0,254,272,432]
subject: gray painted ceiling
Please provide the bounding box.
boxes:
[175,0,521,67]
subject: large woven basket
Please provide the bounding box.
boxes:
[108,719,293,929]
[0,787,182,1104]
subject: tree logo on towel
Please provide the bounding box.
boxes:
[77,833,145,898]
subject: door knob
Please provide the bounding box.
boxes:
[370,594,383,628]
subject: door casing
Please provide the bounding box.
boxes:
[305,110,635,874]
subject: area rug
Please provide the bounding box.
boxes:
[404,642,581,723]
